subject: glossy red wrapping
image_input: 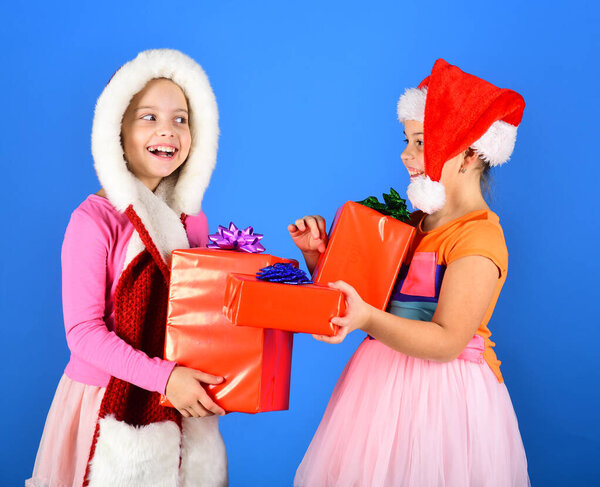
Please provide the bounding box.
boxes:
[312,201,415,310]
[224,274,344,336]
[162,249,295,413]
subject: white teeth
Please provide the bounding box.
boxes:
[148,145,176,153]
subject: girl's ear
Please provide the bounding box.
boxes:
[463,147,480,168]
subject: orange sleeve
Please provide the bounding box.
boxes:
[446,220,508,277]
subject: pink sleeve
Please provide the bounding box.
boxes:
[185,210,209,247]
[62,209,176,394]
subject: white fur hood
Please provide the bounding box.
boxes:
[91,49,219,264]
[92,48,219,217]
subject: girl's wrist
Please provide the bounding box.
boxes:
[358,303,376,333]
[301,249,322,275]
[301,248,321,258]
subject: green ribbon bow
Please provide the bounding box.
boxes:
[357,188,410,222]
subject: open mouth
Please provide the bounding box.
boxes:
[408,169,425,178]
[147,145,178,159]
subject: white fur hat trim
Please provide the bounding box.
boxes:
[397,87,427,123]
[406,175,446,214]
[397,87,518,166]
[92,48,219,215]
[471,119,518,166]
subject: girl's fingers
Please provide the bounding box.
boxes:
[192,370,223,384]
[304,217,321,239]
[313,327,347,344]
[180,409,191,418]
[295,218,307,232]
[189,401,211,417]
[314,334,343,345]
[335,326,350,341]
[315,216,327,235]
[202,397,226,416]
[329,280,358,298]
[330,316,349,327]
[195,388,226,415]
[288,223,298,234]
[294,216,324,237]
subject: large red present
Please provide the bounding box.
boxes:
[312,201,415,310]
[162,248,295,413]
[223,273,344,336]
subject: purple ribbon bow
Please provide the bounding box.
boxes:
[207,222,265,253]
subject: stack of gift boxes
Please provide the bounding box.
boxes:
[162,192,415,413]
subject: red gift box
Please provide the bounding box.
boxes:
[224,273,344,336]
[163,249,296,413]
[312,201,415,310]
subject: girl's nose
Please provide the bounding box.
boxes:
[401,145,413,164]
[156,122,175,137]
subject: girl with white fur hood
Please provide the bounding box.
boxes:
[27,49,228,487]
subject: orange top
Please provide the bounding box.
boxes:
[387,210,508,382]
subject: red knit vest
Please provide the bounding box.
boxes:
[82,206,182,486]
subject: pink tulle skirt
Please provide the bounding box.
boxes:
[26,374,105,487]
[294,338,530,487]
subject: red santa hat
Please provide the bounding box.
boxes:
[396,59,525,214]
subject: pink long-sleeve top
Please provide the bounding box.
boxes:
[62,194,209,395]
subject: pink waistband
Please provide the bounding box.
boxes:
[457,334,485,364]
[367,333,485,364]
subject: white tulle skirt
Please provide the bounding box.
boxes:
[295,338,529,487]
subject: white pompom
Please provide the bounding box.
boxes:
[406,175,446,214]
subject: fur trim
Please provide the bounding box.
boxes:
[471,120,518,166]
[92,48,219,215]
[406,175,446,214]
[180,416,228,487]
[87,415,181,487]
[122,176,189,268]
[397,87,427,123]
[92,49,216,266]
[397,86,518,166]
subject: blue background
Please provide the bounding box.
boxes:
[1,1,598,485]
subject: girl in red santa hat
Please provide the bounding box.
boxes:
[291,59,530,486]
[27,49,228,487]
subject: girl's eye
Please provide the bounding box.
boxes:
[403,138,424,147]
[175,116,187,124]
[141,114,156,121]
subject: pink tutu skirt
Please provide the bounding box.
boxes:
[295,338,530,487]
[26,374,105,487]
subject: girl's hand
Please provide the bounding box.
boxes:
[288,215,328,255]
[165,366,226,418]
[313,280,374,345]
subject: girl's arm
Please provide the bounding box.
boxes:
[318,255,499,362]
[62,209,223,417]
[62,210,177,393]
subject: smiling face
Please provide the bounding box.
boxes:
[121,78,191,191]
[401,120,425,179]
